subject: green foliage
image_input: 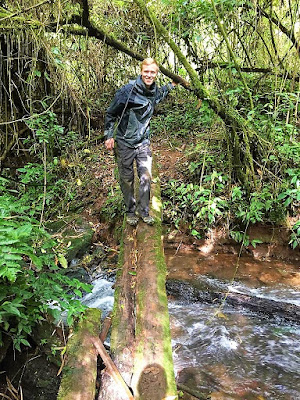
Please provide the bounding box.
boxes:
[163,172,229,234]
[16,162,71,218]
[277,169,300,210]
[25,111,84,160]
[232,186,283,225]
[14,112,87,219]
[26,111,64,158]
[162,169,298,247]
[152,94,215,140]
[0,188,91,350]
[229,230,262,248]
[289,220,300,250]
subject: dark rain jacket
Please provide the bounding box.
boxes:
[104,75,175,148]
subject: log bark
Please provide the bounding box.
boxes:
[131,160,177,400]
[92,337,134,400]
[99,312,112,343]
[57,308,101,400]
[98,222,137,400]
[98,158,178,400]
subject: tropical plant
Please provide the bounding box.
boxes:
[0,182,91,350]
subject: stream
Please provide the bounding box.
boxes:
[82,249,300,400]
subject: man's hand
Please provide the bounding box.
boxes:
[105,138,115,150]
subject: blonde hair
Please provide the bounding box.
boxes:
[141,58,159,71]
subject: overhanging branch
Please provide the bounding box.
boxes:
[58,16,190,88]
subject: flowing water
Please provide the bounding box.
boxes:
[169,293,300,399]
[82,250,300,400]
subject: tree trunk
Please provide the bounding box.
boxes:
[57,308,101,400]
[98,222,137,400]
[131,161,177,400]
[98,158,177,400]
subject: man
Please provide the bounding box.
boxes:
[104,58,177,226]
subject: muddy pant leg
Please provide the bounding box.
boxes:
[136,144,152,216]
[116,144,136,215]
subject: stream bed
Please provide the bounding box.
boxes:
[82,247,300,400]
[169,292,300,399]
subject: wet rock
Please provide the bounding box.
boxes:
[0,347,60,400]
[166,279,300,323]
[21,355,60,400]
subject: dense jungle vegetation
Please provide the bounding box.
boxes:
[0,0,299,353]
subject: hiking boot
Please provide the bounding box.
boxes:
[141,215,155,225]
[126,215,139,226]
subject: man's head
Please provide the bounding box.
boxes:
[141,58,159,88]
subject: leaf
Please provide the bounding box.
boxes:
[3,253,22,261]
[0,239,19,246]
[16,224,33,237]
[251,239,263,248]
[51,46,61,55]
[44,71,52,82]
[128,271,136,276]
[33,70,41,77]
[284,198,292,207]
[216,311,228,320]
[277,192,286,200]
[67,313,74,326]
[191,229,200,238]
[1,302,23,317]
[0,266,19,282]
[57,254,68,269]
[20,338,31,347]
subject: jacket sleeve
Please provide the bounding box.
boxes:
[104,85,131,139]
[155,82,175,105]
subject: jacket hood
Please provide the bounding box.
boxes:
[134,75,157,98]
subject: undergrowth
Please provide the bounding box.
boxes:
[0,180,92,350]
[156,90,300,248]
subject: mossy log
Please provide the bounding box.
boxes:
[98,159,177,400]
[98,221,137,400]
[131,163,177,400]
[57,308,101,400]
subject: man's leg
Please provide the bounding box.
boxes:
[136,144,153,223]
[116,143,137,217]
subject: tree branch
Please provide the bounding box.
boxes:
[58,17,190,88]
[257,4,300,55]
[0,0,51,22]
[195,62,299,80]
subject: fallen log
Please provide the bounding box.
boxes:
[98,222,137,400]
[98,159,177,400]
[92,337,134,400]
[57,308,101,400]
[131,166,177,400]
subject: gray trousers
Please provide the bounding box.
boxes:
[116,142,152,216]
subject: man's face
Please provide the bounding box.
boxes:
[141,63,159,88]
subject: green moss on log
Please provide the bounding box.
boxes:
[57,308,101,400]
